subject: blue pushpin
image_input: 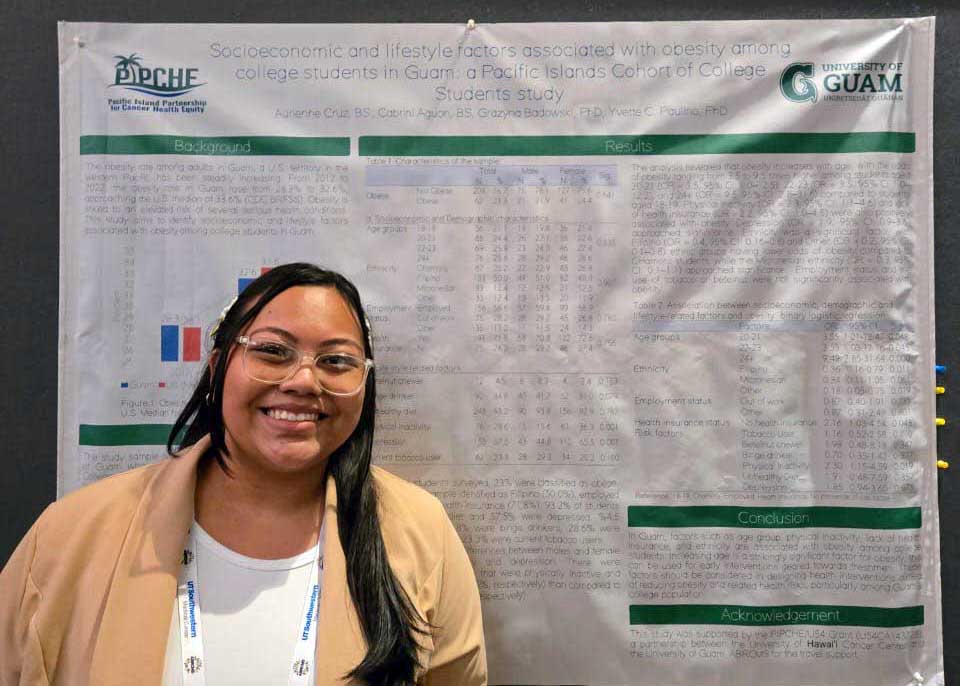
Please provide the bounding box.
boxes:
[936,364,947,374]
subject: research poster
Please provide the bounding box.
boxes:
[58,20,940,685]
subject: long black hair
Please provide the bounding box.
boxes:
[168,262,424,685]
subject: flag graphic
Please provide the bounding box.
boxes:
[161,325,202,362]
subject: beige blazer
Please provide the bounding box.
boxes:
[0,438,487,686]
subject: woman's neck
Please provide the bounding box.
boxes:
[194,455,326,559]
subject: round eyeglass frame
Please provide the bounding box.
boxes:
[236,335,374,396]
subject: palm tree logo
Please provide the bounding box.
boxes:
[109,52,205,97]
[113,53,143,84]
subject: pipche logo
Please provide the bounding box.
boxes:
[112,53,204,97]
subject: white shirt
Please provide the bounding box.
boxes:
[161,522,320,686]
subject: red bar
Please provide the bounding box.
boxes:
[182,327,201,362]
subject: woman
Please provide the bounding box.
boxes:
[0,263,486,686]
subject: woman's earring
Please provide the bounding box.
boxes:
[205,391,213,406]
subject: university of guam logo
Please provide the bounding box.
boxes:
[780,62,818,103]
[292,659,311,676]
[184,656,203,674]
[112,53,204,97]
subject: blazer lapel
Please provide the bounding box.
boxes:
[89,440,367,685]
[89,438,208,685]
[315,475,367,685]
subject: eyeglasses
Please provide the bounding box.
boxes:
[236,336,373,396]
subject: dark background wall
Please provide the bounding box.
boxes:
[2,1,957,682]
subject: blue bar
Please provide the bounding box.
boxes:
[120,382,129,388]
[238,277,256,294]
[936,364,947,374]
[161,325,179,362]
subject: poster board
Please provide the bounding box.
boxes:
[58,19,940,685]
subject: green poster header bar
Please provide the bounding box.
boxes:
[79,423,173,446]
[627,506,921,529]
[629,604,923,627]
[80,135,350,156]
[359,132,914,157]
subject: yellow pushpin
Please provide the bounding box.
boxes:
[937,386,945,395]
[938,460,950,470]
[936,417,947,426]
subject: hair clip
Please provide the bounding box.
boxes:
[209,295,239,341]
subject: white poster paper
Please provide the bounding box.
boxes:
[58,20,941,685]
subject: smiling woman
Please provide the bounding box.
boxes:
[0,263,486,686]
[211,285,370,479]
